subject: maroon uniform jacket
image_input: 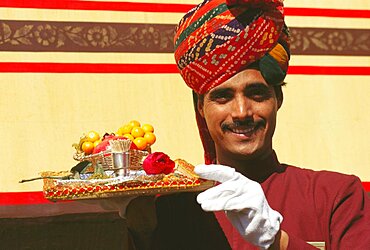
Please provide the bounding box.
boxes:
[149,159,370,249]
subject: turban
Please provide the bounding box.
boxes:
[174,0,290,95]
[174,0,290,164]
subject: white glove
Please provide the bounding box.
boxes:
[195,164,283,249]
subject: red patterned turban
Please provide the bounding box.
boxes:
[174,0,290,94]
[174,0,290,164]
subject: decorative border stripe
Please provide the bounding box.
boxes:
[363,182,370,193]
[0,51,177,64]
[0,63,369,75]
[0,191,55,205]
[1,182,369,206]
[2,53,368,67]
[0,1,369,18]
[0,21,368,56]
[0,1,195,13]
[291,56,370,67]
[0,62,179,73]
[285,7,370,18]
[1,8,368,28]
[288,66,370,75]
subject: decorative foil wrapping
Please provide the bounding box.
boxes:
[42,170,215,201]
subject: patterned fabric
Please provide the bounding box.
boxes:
[175,0,291,164]
[174,0,290,94]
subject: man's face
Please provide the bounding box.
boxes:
[198,69,282,162]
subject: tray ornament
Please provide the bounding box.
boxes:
[21,121,215,201]
[42,157,214,201]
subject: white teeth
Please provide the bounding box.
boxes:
[230,127,255,134]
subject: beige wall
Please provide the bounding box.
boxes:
[275,75,370,179]
[1,0,369,192]
[1,73,369,192]
[0,74,203,192]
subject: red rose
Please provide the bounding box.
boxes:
[143,152,175,175]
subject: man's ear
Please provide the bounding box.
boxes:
[197,94,205,117]
[275,86,284,110]
[192,91,205,117]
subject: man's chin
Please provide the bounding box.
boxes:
[223,144,263,161]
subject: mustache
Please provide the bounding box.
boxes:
[221,119,266,131]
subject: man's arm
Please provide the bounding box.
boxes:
[270,175,370,250]
[329,176,370,249]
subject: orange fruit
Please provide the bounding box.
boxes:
[133,137,147,150]
[141,124,154,133]
[129,120,141,128]
[144,132,156,145]
[131,126,145,138]
[117,124,133,136]
[123,133,134,141]
[86,130,100,142]
[82,141,94,155]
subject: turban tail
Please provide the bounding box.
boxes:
[174,0,290,163]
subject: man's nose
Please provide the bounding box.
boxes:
[231,95,252,120]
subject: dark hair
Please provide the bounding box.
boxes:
[273,82,286,102]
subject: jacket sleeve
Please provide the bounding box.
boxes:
[328,176,370,249]
[286,234,321,249]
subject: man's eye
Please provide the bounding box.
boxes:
[211,94,232,103]
[248,89,272,101]
[209,90,233,103]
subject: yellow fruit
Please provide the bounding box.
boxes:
[82,141,94,155]
[86,130,100,142]
[141,124,154,133]
[123,134,134,141]
[144,132,156,145]
[117,124,133,136]
[93,140,102,147]
[129,120,141,128]
[133,137,147,150]
[131,126,145,138]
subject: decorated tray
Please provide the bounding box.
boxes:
[22,121,215,201]
[42,159,214,202]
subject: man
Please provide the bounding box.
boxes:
[117,0,369,249]
[147,0,369,249]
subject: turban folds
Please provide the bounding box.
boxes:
[174,0,290,94]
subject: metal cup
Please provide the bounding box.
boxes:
[112,151,130,177]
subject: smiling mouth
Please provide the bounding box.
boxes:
[229,126,256,135]
[222,121,264,137]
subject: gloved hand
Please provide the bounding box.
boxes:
[195,164,283,249]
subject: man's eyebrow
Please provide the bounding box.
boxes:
[208,87,233,98]
[246,82,270,90]
[207,82,271,99]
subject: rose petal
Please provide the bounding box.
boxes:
[143,152,175,175]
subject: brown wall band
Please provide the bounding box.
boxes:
[0,20,369,56]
